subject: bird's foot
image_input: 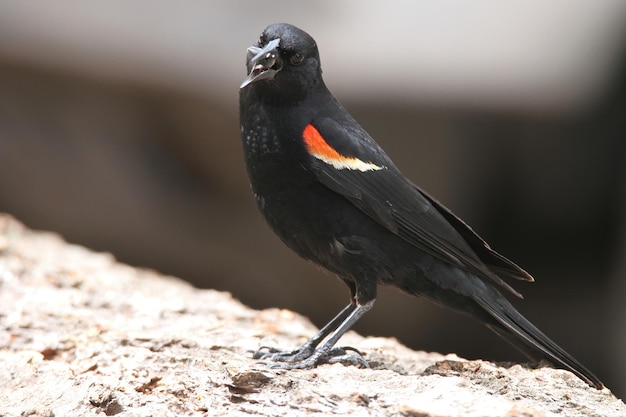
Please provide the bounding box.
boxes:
[250,344,369,370]
[249,343,316,362]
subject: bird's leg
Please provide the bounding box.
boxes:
[254,300,375,370]
[251,302,357,362]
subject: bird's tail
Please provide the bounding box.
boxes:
[475,294,603,389]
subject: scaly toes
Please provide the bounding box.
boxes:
[250,345,369,369]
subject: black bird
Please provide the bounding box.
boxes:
[238,22,603,389]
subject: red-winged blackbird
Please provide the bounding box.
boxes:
[239,22,603,389]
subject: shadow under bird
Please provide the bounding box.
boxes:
[238,22,603,389]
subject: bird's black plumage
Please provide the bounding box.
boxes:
[239,23,602,389]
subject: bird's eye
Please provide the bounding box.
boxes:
[290,53,304,65]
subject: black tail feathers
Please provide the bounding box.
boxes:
[476,295,603,389]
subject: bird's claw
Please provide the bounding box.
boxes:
[326,351,370,368]
[247,345,295,360]
[249,345,369,369]
[248,344,315,362]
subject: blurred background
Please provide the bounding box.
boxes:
[0,0,624,397]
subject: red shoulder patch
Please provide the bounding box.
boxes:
[302,124,384,172]
[303,124,343,162]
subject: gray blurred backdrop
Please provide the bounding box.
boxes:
[0,1,624,397]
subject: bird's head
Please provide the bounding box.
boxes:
[240,23,323,97]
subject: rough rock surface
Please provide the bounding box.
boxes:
[0,213,623,417]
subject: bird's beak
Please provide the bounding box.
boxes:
[240,38,281,89]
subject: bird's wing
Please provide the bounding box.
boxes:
[304,117,532,297]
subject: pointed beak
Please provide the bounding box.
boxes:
[240,38,281,89]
